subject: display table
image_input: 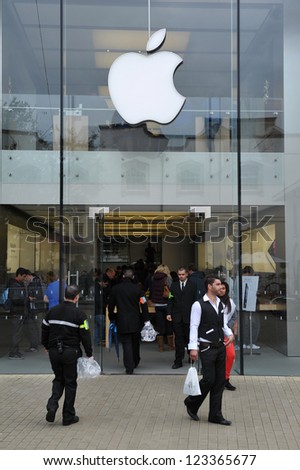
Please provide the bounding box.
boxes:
[258,303,286,311]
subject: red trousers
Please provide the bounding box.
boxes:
[225,342,235,380]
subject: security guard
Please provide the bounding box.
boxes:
[42,284,93,426]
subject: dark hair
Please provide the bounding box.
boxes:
[177,266,187,273]
[242,265,254,275]
[204,275,220,291]
[47,271,58,283]
[65,285,80,300]
[123,268,134,279]
[16,267,27,277]
[219,281,231,313]
[188,264,197,272]
[170,271,179,282]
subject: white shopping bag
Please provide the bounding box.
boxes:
[77,357,101,378]
[183,365,201,396]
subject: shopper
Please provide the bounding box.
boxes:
[184,275,234,425]
[7,267,28,359]
[108,268,149,374]
[149,264,173,352]
[167,266,198,369]
[218,281,237,391]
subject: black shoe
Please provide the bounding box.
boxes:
[172,362,183,369]
[209,418,232,426]
[184,398,199,421]
[126,369,134,374]
[225,379,236,391]
[46,409,56,423]
[63,416,79,426]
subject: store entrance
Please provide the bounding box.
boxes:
[93,208,204,375]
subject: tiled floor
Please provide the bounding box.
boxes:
[0,374,300,450]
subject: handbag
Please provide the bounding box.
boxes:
[183,365,201,396]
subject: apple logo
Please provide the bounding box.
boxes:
[108,28,186,125]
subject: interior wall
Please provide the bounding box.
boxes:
[162,238,195,272]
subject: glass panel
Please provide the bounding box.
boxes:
[239,0,300,374]
[7,1,300,376]
[1,0,60,367]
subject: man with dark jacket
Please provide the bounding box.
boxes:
[108,268,149,374]
[25,270,46,352]
[167,266,198,369]
[8,267,28,359]
[188,264,205,299]
[41,285,93,426]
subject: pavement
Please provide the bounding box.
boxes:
[0,373,300,450]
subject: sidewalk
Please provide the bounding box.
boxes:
[0,374,300,450]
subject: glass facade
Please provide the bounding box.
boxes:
[1,0,300,375]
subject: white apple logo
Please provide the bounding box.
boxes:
[108,28,185,125]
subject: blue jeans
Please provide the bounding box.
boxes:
[94,314,105,345]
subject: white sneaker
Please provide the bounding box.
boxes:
[234,344,240,351]
[243,344,249,349]
[249,344,260,350]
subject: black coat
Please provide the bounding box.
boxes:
[189,271,205,299]
[7,278,27,313]
[167,279,198,324]
[41,301,93,356]
[108,278,149,334]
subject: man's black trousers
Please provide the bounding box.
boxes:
[118,332,140,373]
[47,347,79,423]
[186,343,226,421]
[172,321,190,365]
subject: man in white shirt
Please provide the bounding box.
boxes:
[184,275,234,425]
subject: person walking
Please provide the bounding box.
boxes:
[41,285,93,426]
[108,268,149,374]
[184,275,234,425]
[149,264,174,352]
[167,266,198,369]
[218,281,237,391]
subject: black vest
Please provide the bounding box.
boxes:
[198,298,224,345]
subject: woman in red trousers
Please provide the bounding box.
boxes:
[219,281,237,391]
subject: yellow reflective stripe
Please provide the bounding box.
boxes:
[79,319,89,330]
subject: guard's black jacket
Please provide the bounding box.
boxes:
[41,301,93,356]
